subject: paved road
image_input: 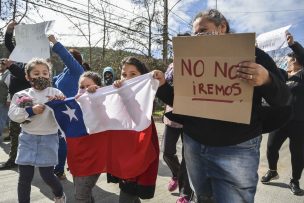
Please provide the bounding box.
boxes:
[0,122,303,203]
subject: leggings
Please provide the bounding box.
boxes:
[162,125,193,197]
[18,165,63,203]
[267,121,304,180]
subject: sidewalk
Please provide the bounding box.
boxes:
[0,122,303,203]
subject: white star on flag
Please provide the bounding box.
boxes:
[63,105,78,122]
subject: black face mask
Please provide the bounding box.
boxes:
[104,75,113,86]
[30,77,51,90]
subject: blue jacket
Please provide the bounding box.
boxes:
[52,42,84,97]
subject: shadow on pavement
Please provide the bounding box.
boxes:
[264,182,290,189]
[30,169,118,202]
[0,141,10,155]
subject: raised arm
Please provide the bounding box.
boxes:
[286,32,304,66]
[4,21,17,53]
[254,48,291,106]
[49,35,84,76]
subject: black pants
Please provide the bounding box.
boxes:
[162,125,193,197]
[18,165,63,203]
[267,121,304,180]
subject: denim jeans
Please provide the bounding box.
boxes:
[54,135,67,174]
[0,103,8,136]
[184,134,262,203]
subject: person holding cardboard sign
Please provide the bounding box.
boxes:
[153,9,291,203]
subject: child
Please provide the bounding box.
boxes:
[110,56,159,203]
[8,58,66,203]
[73,71,102,203]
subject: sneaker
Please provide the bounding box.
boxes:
[54,193,66,203]
[55,171,67,180]
[261,170,279,184]
[289,179,303,195]
[168,177,178,192]
[176,196,189,203]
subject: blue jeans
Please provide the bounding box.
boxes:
[54,135,67,174]
[184,134,262,203]
[0,103,9,136]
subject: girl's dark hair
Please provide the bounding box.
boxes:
[120,56,149,74]
[82,62,91,71]
[79,71,102,86]
[194,9,230,33]
[69,48,83,65]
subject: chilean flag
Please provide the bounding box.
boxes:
[46,73,159,179]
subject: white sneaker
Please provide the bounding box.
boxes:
[54,192,66,203]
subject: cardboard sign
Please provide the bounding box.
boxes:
[256,25,292,52]
[172,33,255,124]
[9,21,54,63]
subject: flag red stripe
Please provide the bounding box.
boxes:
[66,124,156,178]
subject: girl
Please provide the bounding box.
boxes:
[8,58,66,203]
[49,34,84,180]
[109,56,159,203]
[73,71,102,202]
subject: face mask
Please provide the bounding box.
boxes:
[30,77,51,90]
[78,88,86,94]
[104,75,113,86]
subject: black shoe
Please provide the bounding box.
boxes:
[289,179,303,195]
[3,136,10,142]
[0,161,17,170]
[261,170,279,184]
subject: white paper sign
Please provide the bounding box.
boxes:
[256,25,292,52]
[9,21,55,63]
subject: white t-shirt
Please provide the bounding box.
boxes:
[8,87,64,135]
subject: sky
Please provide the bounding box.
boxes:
[1,0,304,58]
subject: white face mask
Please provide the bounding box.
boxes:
[78,88,86,94]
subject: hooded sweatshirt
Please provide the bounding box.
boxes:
[102,66,115,86]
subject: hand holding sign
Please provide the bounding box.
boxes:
[172,33,255,124]
[6,20,17,33]
[285,31,294,46]
[237,61,271,86]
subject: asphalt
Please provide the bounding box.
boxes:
[0,122,303,203]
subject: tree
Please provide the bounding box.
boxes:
[0,0,29,40]
[114,0,162,58]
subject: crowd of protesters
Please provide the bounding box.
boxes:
[0,8,303,203]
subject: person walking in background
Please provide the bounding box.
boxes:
[48,34,84,180]
[8,58,66,203]
[102,66,115,86]
[261,32,304,195]
[162,63,193,203]
[0,59,11,141]
[152,9,291,203]
[0,21,31,170]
